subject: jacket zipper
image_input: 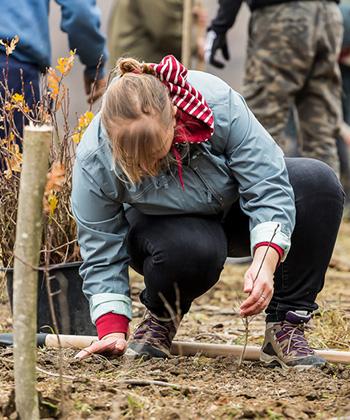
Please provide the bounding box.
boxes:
[191,165,224,208]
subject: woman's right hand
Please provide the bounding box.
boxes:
[239,246,279,317]
[74,332,127,360]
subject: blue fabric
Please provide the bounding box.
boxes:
[0,0,108,78]
[0,54,40,142]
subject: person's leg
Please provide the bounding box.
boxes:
[296,3,343,176]
[126,208,227,317]
[107,0,158,67]
[138,0,184,61]
[0,53,40,141]
[125,208,227,357]
[266,158,344,320]
[225,157,344,367]
[261,158,344,368]
[0,54,40,172]
[220,158,344,315]
[243,2,315,153]
[225,158,343,311]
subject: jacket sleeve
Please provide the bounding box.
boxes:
[71,157,132,324]
[224,90,296,260]
[209,0,244,34]
[55,0,108,78]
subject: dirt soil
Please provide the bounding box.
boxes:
[1,223,350,419]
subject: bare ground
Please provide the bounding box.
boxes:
[1,222,350,419]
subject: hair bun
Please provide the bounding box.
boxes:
[118,58,141,75]
[116,58,155,76]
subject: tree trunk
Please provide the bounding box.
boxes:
[13,124,52,420]
[182,0,193,68]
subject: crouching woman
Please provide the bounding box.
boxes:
[72,55,343,368]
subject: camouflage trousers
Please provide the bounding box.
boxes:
[243,1,343,175]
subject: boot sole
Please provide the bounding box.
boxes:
[260,352,325,370]
[125,342,170,359]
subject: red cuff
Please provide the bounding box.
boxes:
[254,242,284,265]
[95,312,130,339]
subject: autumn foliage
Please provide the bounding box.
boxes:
[0,38,95,267]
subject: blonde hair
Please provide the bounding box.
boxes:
[101,58,175,184]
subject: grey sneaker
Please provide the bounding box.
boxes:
[126,310,179,359]
[260,310,326,369]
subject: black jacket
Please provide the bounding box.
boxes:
[209,0,340,34]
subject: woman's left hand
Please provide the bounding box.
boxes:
[239,246,279,317]
[74,332,127,360]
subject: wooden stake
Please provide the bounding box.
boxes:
[13,124,52,420]
[182,0,194,68]
[171,341,350,365]
[26,334,350,365]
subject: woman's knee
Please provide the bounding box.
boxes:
[128,214,227,273]
[154,234,227,276]
[285,157,344,201]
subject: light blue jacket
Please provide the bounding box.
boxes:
[0,0,107,78]
[72,71,296,324]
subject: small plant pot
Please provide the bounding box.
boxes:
[3,262,96,336]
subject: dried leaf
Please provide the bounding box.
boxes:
[72,111,94,143]
[47,68,61,99]
[4,140,22,176]
[48,193,58,216]
[45,162,66,194]
[12,93,24,102]
[56,50,76,76]
[0,35,19,55]
[11,93,30,113]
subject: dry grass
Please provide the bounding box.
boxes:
[309,308,350,350]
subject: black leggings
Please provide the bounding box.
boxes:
[126,158,344,322]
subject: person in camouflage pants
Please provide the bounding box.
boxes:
[207,1,343,175]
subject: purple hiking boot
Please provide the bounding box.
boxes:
[260,310,326,369]
[126,310,179,359]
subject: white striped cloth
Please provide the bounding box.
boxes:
[151,55,214,144]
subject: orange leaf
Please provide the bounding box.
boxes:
[47,68,61,99]
[55,50,76,76]
[45,162,66,194]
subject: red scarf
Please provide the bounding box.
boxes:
[150,55,214,188]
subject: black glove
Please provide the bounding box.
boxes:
[204,30,230,69]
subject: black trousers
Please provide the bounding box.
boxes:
[126,158,344,322]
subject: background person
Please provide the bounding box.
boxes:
[205,0,343,175]
[0,0,108,139]
[72,55,343,368]
[107,0,207,66]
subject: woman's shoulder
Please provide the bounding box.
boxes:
[188,71,244,143]
[187,70,235,105]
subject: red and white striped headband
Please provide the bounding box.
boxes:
[150,55,214,144]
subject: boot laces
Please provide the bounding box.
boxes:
[133,311,176,349]
[277,321,314,356]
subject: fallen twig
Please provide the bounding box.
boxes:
[35,366,198,391]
